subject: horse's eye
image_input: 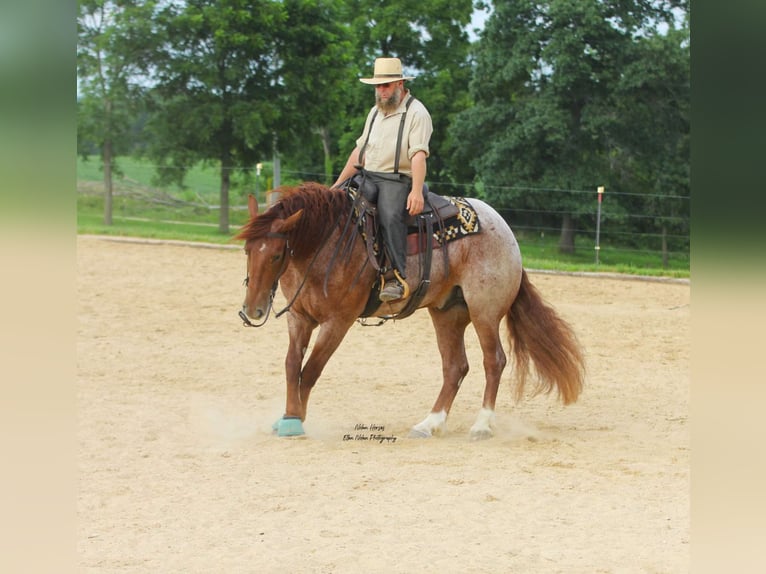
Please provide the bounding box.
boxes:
[271,254,281,263]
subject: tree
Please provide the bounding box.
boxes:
[273,0,353,185]
[449,0,688,253]
[77,0,157,225]
[145,0,286,234]
[614,23,690,266]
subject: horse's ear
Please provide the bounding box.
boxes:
[247,194,259,218]
[278,209,303,233]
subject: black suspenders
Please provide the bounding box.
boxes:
[357,109,377,166]
[357,95,415,174]
[393,95,415,174]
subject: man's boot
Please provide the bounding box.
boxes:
[379,269,407,302]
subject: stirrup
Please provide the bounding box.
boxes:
[393,269,410,299]
[378,269,410,302]
[379,280,404,302]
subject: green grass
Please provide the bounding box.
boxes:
[78,155,257,243]
[514,233,689,278]
[77,194,250,244]
[77,156,690,278]
[77,155,225,199]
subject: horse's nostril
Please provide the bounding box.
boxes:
[242,304,264,321]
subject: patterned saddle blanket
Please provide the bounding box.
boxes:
[405,195,480,255]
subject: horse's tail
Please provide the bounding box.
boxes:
[506,269,585,405]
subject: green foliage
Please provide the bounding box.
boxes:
[77,0,158,155]
[140,0,290,231]
[76,0,689,266]
[272,0,354,184]
[614,26,690,236]
[78,0,162,224]
[449,0,689,255]
[146,0,286,168]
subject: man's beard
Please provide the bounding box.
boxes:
[376,85,403,115]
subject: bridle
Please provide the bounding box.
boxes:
[239,225,333,327]
[239,231,292,328]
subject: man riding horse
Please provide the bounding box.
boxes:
[333,57,433,302]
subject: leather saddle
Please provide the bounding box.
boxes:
[343,174,456,320]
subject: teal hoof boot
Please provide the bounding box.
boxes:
[276,416,305,437]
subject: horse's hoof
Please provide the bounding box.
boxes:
[408,425,432,438]
[469,428,493,441]
[276,416,305,437]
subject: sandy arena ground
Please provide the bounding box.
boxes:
[77,234,690,573]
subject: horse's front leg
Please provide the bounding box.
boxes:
[296,317,355,420]
[409,306,471,438]
[274,315,316,437]
[275,315,354,437]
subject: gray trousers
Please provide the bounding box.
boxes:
[361,171,411,279]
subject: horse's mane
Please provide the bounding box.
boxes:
[234,181,351,259]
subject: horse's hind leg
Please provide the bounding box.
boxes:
[409,305,471,438]
[468,317,507,440]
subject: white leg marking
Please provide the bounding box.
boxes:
[470,408,496,441]
[409,410,447,438]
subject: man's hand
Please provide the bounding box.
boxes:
[407,188,424,215]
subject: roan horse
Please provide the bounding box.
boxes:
[236,181,585,440]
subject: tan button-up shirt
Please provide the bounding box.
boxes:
[355,93,433,176]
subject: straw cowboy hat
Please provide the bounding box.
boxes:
[359,57,415,85]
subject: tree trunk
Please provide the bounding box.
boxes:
[319,126,333,186]
[103,98,113,226]
[272,134,281,191]
[103,137,113,226]
[558,213,575,254]
[219,159,231,234]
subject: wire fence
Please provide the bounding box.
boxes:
[78,162,690,269]
[275,168,691,265]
